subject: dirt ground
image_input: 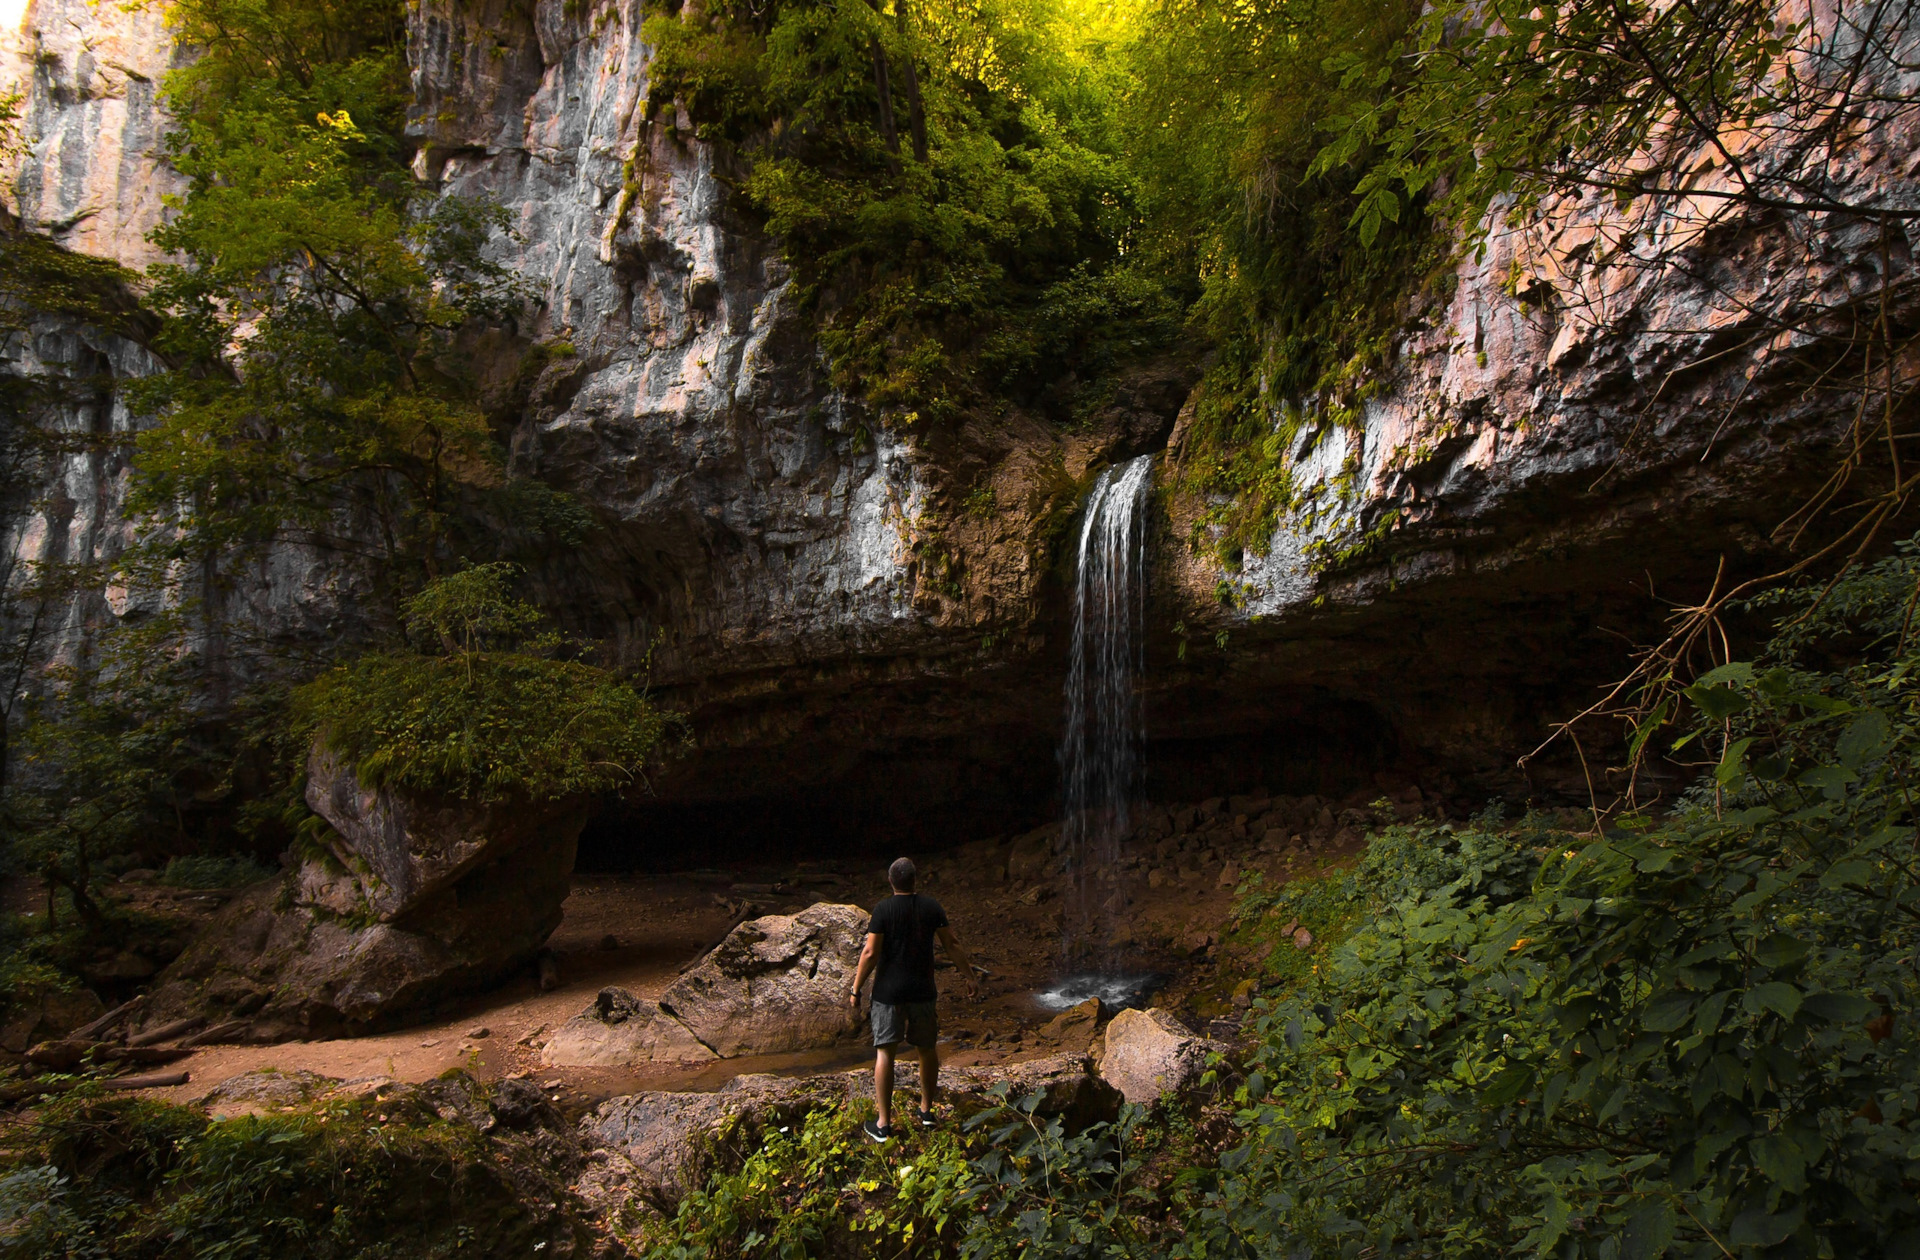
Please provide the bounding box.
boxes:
[15,787,1398,1112]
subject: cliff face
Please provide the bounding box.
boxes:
[2,0,1914,854]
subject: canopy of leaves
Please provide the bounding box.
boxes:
[291,567,668,801]
[1123,0,1447,560]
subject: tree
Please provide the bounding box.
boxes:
[124,0,525,617]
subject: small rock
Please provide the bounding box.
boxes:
[517,1024,548,1047]
[466,1026,490,1039]
[1216,863,1240,889]
[1019,884,1051,905]
[1147,868,1168,888]
[1038,999,1101,1051]
[1292,926,1314,950]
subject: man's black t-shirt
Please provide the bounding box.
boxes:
[866,894,948,1004]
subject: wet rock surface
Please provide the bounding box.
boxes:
[542,986,716,1067]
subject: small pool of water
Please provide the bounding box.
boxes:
[1033,972,1168,1013]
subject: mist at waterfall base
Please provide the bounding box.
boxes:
[1043,453,1161,1008]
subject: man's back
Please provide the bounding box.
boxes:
[866,892,948,1004]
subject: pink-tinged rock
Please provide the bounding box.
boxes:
[1097,1007,1232,1106]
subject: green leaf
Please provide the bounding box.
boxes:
[1836,710,1893,768]
[1754,933,1811,970]
[1743,982,1802,1021]
[1685,682,1750,720]
[1800,992,1874,1023]
[1479,1064,1534,1107]
[1751,1133,1809,1190]
[1729,1204,1802,1247]
[1820,859,1876,890]
[1621,1198,1676,1259]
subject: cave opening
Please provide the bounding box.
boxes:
[573,688,1403,873]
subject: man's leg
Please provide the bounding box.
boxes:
[874,1046,896,1130]
[918,1043,939,1112]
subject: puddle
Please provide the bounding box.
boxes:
[1032,972,1168,1013]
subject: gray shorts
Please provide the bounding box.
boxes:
[871,1000,938,1050]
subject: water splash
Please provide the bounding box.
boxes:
[1059,453,1154,956]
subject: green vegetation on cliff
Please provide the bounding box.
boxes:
[641,0,1180,423]
[293,565,669,801]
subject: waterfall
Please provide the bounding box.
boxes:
[1059,453,1154,955]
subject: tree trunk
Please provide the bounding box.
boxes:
[870,38,901,167]
[894,3,928,163]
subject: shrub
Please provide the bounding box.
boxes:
[290,566,670,802]
[0,1085,587,1259]
[1182,549,1920,1257]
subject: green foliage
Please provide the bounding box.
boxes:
[0,1085,581,1259]
[638,1085,1154,1257]
[1178,554,1920,1257]
[124,0,529,601]
[157,854,276,889]
[1126,0,1446,561]
[641,0,1181,423]
[1316,0,1910,255]
[291,566,668,801]
[5,620,215,937]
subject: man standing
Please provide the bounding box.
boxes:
[847,856,979,1142]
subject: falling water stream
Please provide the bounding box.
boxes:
[1041,454,1163,1012]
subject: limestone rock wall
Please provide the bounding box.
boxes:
[2,0,1916,842]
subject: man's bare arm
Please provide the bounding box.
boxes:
[937,925,980,999]
[848,931,881,1007]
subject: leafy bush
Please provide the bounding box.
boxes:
[291,566,669,801]
[0,1085,586,1259]
[640,0,1181,423]
[638,1085,1156,1258]
[1181,553,1920,1258]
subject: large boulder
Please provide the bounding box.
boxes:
[1096,1007,1231,1105]
[580,1052,1120,1209]
[542,987,716,1067]
[0,984,105,1057]
[655,903,867,1057]
[139,750,589,1040]
[940,1051,1124,1133]
[298,742,587,923]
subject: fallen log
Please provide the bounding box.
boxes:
[177,1020,250,1049]
[103,1070,190,1091]
[128,1017,204,1048]
[26,1041,197,1072]
[70,996,145,1042]
[0,1069,190,1104]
